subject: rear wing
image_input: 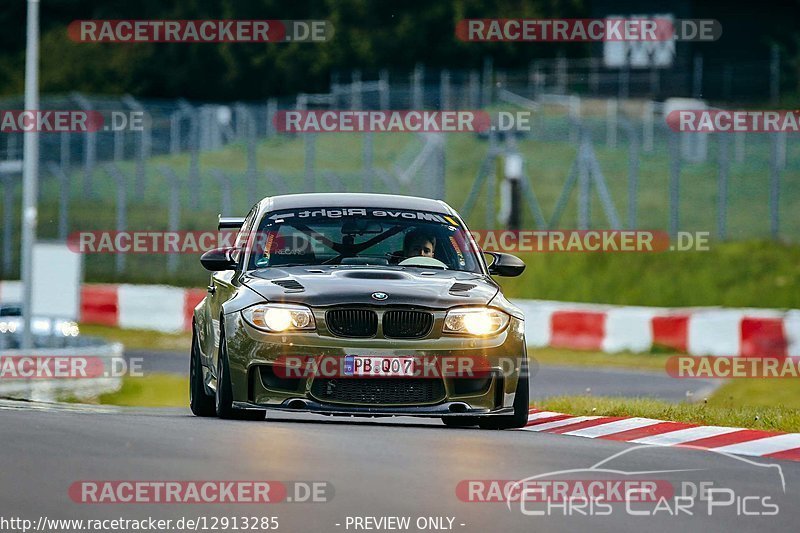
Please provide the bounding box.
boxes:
[218,215,245,230]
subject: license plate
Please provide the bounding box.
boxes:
[343,356,416,377]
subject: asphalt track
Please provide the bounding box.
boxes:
[0,399,798,533]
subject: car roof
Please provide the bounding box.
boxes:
[262,193,454,215]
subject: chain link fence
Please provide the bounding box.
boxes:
[1,58,797,285]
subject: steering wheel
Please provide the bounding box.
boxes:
[397,257,449,270]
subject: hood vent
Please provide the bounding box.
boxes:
[340,270,406,280]
[272,279,305,292]
[449,282,476,293]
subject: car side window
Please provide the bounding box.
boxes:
[230,207,258,266]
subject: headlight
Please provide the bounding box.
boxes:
[241,304,315,333]
[443,307,509,336]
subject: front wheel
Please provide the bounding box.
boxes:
[478,358,530,430]
[215,326,265,421]
[189,325,216,417]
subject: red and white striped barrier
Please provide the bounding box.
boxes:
[0,280,205,334]
[1,280,798,353]
[516,300,800,357]
[524,408,800,462]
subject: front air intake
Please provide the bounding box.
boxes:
[326,309,378,337]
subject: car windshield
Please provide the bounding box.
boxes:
[247,208,482,273]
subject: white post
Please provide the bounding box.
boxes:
[20,0,40,350]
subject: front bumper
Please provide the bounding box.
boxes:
[222,310,527,417]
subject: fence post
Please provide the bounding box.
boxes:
[481,57,493,107]
[168,175,180,274]
[717,134,730,240]
[606,98,618,148]
[72,93,96,198]
[668,132,681,237]
[556,53,567,94]
[692,54,703,98]
[351,69,362,110]
[46,162,69,240]
[770,44,780,104]
[468,70,480,108]
[59,132,70,171]
[105,164,127,275]
[627,124,639,229]
[618,66,629,99]
[379,69,390,109]
[770,133,781,238]
[266,98,277,137]
[439,69,451,110]
[246,107,257,202]
[304,133,315,191]
[170,111,181,153]
[734,132,745,163]
[189,109,200,209]
[362,133,373,192]
[577,135,591,229]
[642,101,654,153]
[411,63,424,109]
[1,176,14,275]
[589,57,599,95]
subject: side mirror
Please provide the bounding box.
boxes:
[485,252,526,277]
[201,247,237,271]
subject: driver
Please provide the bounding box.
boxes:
[402,229,437,258]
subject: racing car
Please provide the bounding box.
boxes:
[190,193,529,429]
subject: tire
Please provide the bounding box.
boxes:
[478,358,530,430]
[441,417,479,428]
[189,324,216,417]
[215,325,266,421]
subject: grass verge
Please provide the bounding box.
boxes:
[538,380,800,433]
[79,324,191,351]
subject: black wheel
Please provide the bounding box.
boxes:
[189,324,216,417]
[478,358,530,430]
[215,325,265,421]
[442,417,479,428]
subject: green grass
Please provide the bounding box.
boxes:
[532,346,800,431]
[538,382,800,433]
[79,323,191,351]
[96,373,187,407]
[531,347,673,371]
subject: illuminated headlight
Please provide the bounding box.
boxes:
[443,307,510,336]
[241,304,315,333]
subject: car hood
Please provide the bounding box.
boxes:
[242,266,499,309]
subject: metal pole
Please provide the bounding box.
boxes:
[770,133,781,238]
[668,132,681,237]
[770,44,780,105]
[304,133,315,191]
[692,55,703,98]
[627,125,639,229]
[167,178,180,274]
[2,177,14,275]
[717,134,729,240]
[20,0,40,349]
[362,133,373,192]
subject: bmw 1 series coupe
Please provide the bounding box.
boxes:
[190,193,529,429]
